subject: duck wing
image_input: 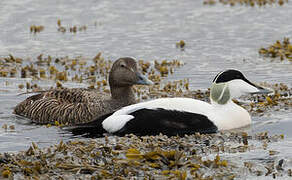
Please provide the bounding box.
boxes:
[110,108,218,136]
[67,108,218,137]
[14,88,114,125]
[101,97,217,136]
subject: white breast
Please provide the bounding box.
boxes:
[209,102,251,130]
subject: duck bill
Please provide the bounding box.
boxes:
[250,84,273,95]
[135,72,153,85]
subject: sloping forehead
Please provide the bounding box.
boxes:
[114,57,138,69]
[123,57,138,68]
[213,69,245,83]
[212,71,223,83]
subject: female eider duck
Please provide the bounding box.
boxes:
[100,69,272,136]
[14,57,153,125]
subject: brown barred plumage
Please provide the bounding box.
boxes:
[14,57,152,126]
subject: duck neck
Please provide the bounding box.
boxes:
[210,83,231,105]
[209,81,245,113]
[110,86,136,105]
[210,98,233,106]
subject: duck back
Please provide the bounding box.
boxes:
[14,88,125,125]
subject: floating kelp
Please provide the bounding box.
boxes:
[57,19,87,33]
[240,82,292,116]
[259,38,292,61]
[176,40,186,50]
[0,132,290,179]
[30,25,44,33]
[203,0,288,7]
[1,124,15,131]
[0,53,186,98]
[1,53,290,116]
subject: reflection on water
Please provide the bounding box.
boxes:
[0,0,291,159]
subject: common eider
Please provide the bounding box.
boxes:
[14,57,153,125]
[98,69,272,136]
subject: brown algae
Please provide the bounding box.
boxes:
[0,132,289,179]
[259,38,292,61]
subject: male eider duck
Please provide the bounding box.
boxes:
[100,69,272,136]
[14,57,153,125]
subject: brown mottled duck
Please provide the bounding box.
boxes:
[14,57,153,126]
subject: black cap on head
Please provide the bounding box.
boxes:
[213,69,247,83]
[213,69,266,91]
[213,69,272,96]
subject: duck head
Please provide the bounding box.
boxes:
[210,69,272,105]
[109,57,153,88]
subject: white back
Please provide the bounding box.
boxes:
[102,98,212,132]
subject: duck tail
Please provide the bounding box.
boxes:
[66,113,113,137]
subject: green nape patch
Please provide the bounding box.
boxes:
[210,83,230,105]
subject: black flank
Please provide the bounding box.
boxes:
[114,108,218,136]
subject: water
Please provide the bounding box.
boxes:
[0,0,291,164]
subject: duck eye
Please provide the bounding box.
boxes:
[120,64,126,68]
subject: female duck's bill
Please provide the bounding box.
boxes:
[135,72,154,85]
[94,69,272,137]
